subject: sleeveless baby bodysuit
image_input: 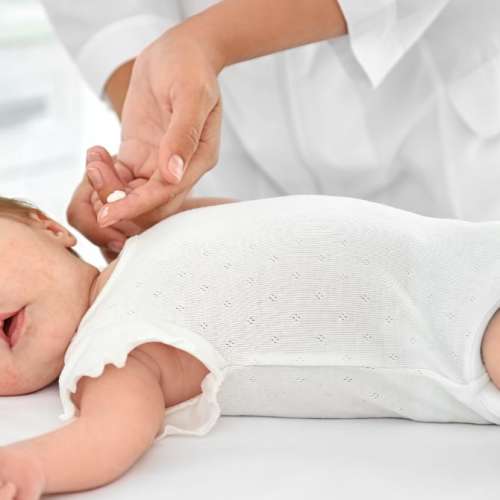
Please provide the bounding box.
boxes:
[58,195,500,438]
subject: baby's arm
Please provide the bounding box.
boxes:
[0,349,166,496]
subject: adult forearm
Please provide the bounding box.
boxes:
[105,1,346,114]
[178,0,347,72]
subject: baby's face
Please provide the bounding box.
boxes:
[0,213,99,396]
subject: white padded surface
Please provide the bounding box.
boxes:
[1,383,500,499]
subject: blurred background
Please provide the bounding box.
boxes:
[0,0,120,266]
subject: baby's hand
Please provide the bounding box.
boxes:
[0,446,45,500]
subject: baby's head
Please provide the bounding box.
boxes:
[0,196,99,396]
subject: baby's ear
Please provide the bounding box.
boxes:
[28,210,78,248]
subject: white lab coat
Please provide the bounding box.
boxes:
[41,0,500,220]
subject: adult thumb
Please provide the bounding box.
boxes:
[158,87,214,185]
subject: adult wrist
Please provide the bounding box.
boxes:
[165,13,229,75]
[167,0,347,73]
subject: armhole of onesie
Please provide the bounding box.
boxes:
[58,319,228,438]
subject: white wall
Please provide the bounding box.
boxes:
[0,0,120,268]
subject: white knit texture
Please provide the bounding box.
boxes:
[58,195,500,437]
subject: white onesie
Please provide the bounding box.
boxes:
[58,195,500,438]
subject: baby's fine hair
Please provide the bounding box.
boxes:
[0,196,80,259]
[0,195,37,220]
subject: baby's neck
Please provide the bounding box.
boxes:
[481,308,500,389]
[88,258,120,307]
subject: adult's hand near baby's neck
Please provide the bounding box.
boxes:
[82,145,236,263]
[69,0,345,258]
[67,35,223,258]
[96,28,223,230]
[86,0,346,231]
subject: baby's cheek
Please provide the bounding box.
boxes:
[0,361,23,396]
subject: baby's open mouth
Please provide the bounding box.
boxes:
[0,308,25,348]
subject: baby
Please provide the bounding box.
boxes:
[1,192,500,499]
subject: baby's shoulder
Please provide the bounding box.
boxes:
[89,258,120,307]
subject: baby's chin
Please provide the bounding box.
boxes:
[12,322,76,396]
[16,355,65,396]
[0,365,58,396]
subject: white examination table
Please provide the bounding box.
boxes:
[1,382,500,499]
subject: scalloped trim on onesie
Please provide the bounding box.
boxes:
[58,320,228,439]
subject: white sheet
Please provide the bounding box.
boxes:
[1,382,500,499]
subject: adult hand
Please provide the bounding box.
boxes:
[94,25,223,230]
[83,145,237,262]
[66,158,122,263]
[67,147,139,263]
[69,146,177,263]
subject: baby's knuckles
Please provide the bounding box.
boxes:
[0,447,45,500]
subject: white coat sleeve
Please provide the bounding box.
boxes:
[337,0,450,87]
[40,0,182,98]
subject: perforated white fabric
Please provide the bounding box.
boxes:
[58,195,500,438]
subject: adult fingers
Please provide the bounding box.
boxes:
[180,98,222,185]
[114,160,135,184]
[89,165,164,231]
[86,145,113,166]
[86,152,128,201]
[66,177,126,248]
[87,145,135,190]
[90,192,142,237]
[97,99,222,226]
[95,171,177,227]
[158,82,219,185]
[87,146,147,242]
[140,107,221,221]
[87,161,149,237]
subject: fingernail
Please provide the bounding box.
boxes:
[87,167,103,189]
[86,149,102,163]
[108,240,124,253]
[168,154,184,182]
[97,206,118,227]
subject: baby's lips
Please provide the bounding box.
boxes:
[0,310,17,321]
